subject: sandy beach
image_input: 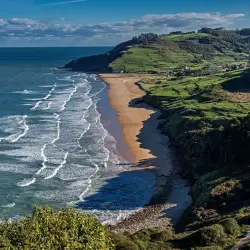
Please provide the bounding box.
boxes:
[100,74,172,181]
[99,74,191,233]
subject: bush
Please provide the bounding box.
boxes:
[219,218,240,236]
[150,229,173,242]
[0,206,114,250]
[198,224,228,246]
[110,233,139,250]
[131,229,151,242]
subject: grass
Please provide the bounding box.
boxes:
[110,31,249,73]
[67,30,250,74]
[110,39,249,73]
[142,70,250,125]
[161,32,209,41]
[110,46,196,72]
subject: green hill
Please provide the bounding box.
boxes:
[65,29,250,73]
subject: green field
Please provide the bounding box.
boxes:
[143,70,250,124]
[110,35,249,72]
[161,32,209,41]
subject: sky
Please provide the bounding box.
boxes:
[0,0,249,47]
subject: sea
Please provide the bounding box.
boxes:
[0,47,155,224]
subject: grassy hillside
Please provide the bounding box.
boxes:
[65,29,250,73]
[131,68,250,249]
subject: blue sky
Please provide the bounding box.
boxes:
[0,0,249,47]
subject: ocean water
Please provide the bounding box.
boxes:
[0,47,155,224]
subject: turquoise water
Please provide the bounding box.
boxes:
[0,47,155,224]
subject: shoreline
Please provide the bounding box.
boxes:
[99,74,172,189]
[99,74,191,233]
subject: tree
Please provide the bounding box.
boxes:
[220,218,241,237]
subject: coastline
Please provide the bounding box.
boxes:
[99,73,191,233]
[99,74,172,186]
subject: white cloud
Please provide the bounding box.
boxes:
[0,13,245,46]
[44,0,87,6]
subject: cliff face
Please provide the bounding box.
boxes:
[64,53,112,72]
[64,38,138,72]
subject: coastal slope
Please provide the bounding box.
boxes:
[65,29,250,73]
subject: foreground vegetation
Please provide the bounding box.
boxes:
[0,207,114,250]
[0,206,244,249]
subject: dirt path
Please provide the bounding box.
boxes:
[231,236,250,250]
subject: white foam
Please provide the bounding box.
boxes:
[31,100,42,110]
[31,83,56,110]
[44,151,68,180]
[17,178,36,187]
[60,84,77,111]
[51,115,60,144]
[10,115,29,143]
[77,122,90,149]
[36,144,48,175]
[36,113,60,175]
[1,203,16,208]
[43,101,52,110]
[13,90,37,94]
[79,163,99,201]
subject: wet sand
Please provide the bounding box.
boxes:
[99,74,191,233]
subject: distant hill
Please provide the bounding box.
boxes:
[64,29,250,73]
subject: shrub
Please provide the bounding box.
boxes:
[150,229,173,242]
[110,233,139,250]
[198,224,228,246]
[219,218,240,236]
[212,180,241,197]
[0,206,114,250]
[131,229,151,242]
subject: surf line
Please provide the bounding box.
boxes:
[31,83,57,110]
[44,152,68,180]
[60,83,77,111]
[10,115,29,143]
[0,115,29,143]
[77,99,93,149]
[78,105,112,201]
[43,101,52,110]
[79,162,99,201]
[35,113,61,176]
